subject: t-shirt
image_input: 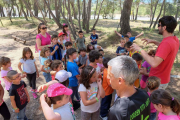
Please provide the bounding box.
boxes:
[149,36,179,84]
[122,35,136,42]
[97,63,104,70]
[40,57,50,73]
[58,40,67,58]
[20,59,36,74]
[102,69,114,96]
[78,55,88,65]
[78,82,100,113]
[90,34,98,45]
[158,112,180,120]
[64,31,71,42]
[76,37,86,50]
[129,51,139,57]
[147,92,156,113]
[36,33,51,51]
[67,61,79,87]
[108,89,150,120]
[50,44,63,60]
[1,67,12,90]
[9,81,28,110]
[51,102,75,120]
[116,46,126,55]
[142,61,151,82]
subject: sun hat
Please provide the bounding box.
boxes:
[47,83,72,97]
[55,70,72,82]
[58,32,65,37]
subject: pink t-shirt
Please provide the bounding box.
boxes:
[97,63,104,69]
[158,112,180,120]
[1,67,12,90]
[147,92,156,113]
[64,31,70,42]
[36,33,51,50]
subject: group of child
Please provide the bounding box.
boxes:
[0,28,179,120]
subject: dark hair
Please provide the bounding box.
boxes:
[22,47,34,61]
[132,53,143,61]
[51,34,58,40]
[159,16,177,33]
[79,48,86,52]
[40,47,50,57]
[150,89,180,115]
[46,60,63,70]
[0,57,10,69]
[147,76,160,90]
[124,35,129,38]
[103,57,111,68]
[55,79,69,87]
[7,70,18,80]
[124,41,133,48]
[45,94,64,106]
[148,50,156,56]
[66,48,77,59]
[65,41,72,47]
[63,24,68,36]
[99,49,104,52]
[87,44,95,53]
[79,65,96,89]
[92,29,96,31]
[38,23,46,34]
[78,31,83,34]
[89,50,101,62]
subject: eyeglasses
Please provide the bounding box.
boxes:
[12,73,21,80]
[41,27,47,30]
[158,23,162,27]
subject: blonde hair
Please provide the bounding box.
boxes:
[40,47,50,57]
[147,76,160,90]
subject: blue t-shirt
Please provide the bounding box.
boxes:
[50,44,63,60]
[90,34,98,45]
[40,57,50,73]
[67,61,79,87]
[116,46,126,55]
[122,35,136,42]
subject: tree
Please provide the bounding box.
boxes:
[34,0,38,17]
[120,0,133,34]
[175,0,180,20]
[149,0,159,28]
[94,0,99,19]
[77,0,82,31]
[134,0,140,20]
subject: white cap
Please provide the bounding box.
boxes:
[55,70,72,82]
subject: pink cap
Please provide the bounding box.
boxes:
[47,83,72,97]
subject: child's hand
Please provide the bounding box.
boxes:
[48,44,54,47]
[40,93,46,102]
[36,72,39,78]
[141,31,144,35]
[27,97,30,103]
[15,108,19,113]
[97,78,102,85]
[55,45,59,50]
[21,73,26,78]
[38,85,48,93]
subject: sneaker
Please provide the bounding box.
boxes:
[32,92,38,99]
[31,89,37,93]
[100,116,108,120]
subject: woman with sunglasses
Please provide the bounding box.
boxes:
[62,24,73,43]
[36,23,53,61]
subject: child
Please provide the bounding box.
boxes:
[147,76,160,120]
[50,35,63,60]
[18,47,39,99]
[40,83,75,120]
[150,89,180,120]
[97,53,104,72]
[0,81,10,120]
[124,41,139,57]
[7,70,30,120]
[100,57,114,119]
[132,53,143,88]
[58,32,66,61]
[0,57,12,92]
[116,38,127,56]
[140,50,156,89]
[99,49,105,59]
[115,31,144,42]
[66,48,80,101]
[63,24,72,43]
[64,41,73,70]
[77,48,87,69]
[75,31,86,51]
[78,65,105,120]
[90,29,98,45]
[40,47,52,82]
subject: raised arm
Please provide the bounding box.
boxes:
[135,31,144,39]
[142,38,160,46]
[97,78,105,98]
[115,31,122,37]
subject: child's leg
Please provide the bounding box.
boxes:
[31,72,37,91]
[26,73,33,89]
[0,102,10,120]
[91,109,100,120]
[71,86,80,101]
[100,94,112,118]
[74,86,80,101]
[43,72,52,83]
[81,110,92,120]
[17,106,27,120]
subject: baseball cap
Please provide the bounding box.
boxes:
[58,32,65,37]
[55,70,72,82]
[47,83,72,97]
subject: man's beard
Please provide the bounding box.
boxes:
[158,28,163,35]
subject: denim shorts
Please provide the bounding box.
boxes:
[43,72,52,83]
[149,112,156,120]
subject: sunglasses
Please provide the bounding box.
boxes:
[158,23,162,27]
[41,27,47,30]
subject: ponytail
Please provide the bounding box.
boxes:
[45,93,64,106]
[171,98,180,115]
[44,59,52,68]
[45,93,52,107]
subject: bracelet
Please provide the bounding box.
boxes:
[138,48,143,53]
[47,45,49,47]
[14,107,18,110]
[22,71,24,73]
[95,97,99,102]
[45,84,49,90]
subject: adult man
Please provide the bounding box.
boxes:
[107,56,150,120]
[131,16,179,89]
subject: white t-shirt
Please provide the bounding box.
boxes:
[96,65,101,75]
[59,39,66,58]
[20,59,36,74]
[51,103,75,120]
[78,82,100,113]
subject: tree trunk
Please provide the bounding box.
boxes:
[94,0,98,19]
[15,2,20,17]
[35,0,47,24]
[120,0,133,34]
[20,0,28,21]
[55,0,60,22]
[150,0,153,21]
[92,0,104,30]
[135,3,139,20]
[77,0,82,31]
[82,0,86,29]
[70,0,77,19]
[153,0,165,28]
[175,1,180,20]
[163,0,166,16]
[149,0,159,28]
[86,0,92,33]
[34,0,38,17]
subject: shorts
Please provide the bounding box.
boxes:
[159,83,168,90]
[140,80,146,89]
